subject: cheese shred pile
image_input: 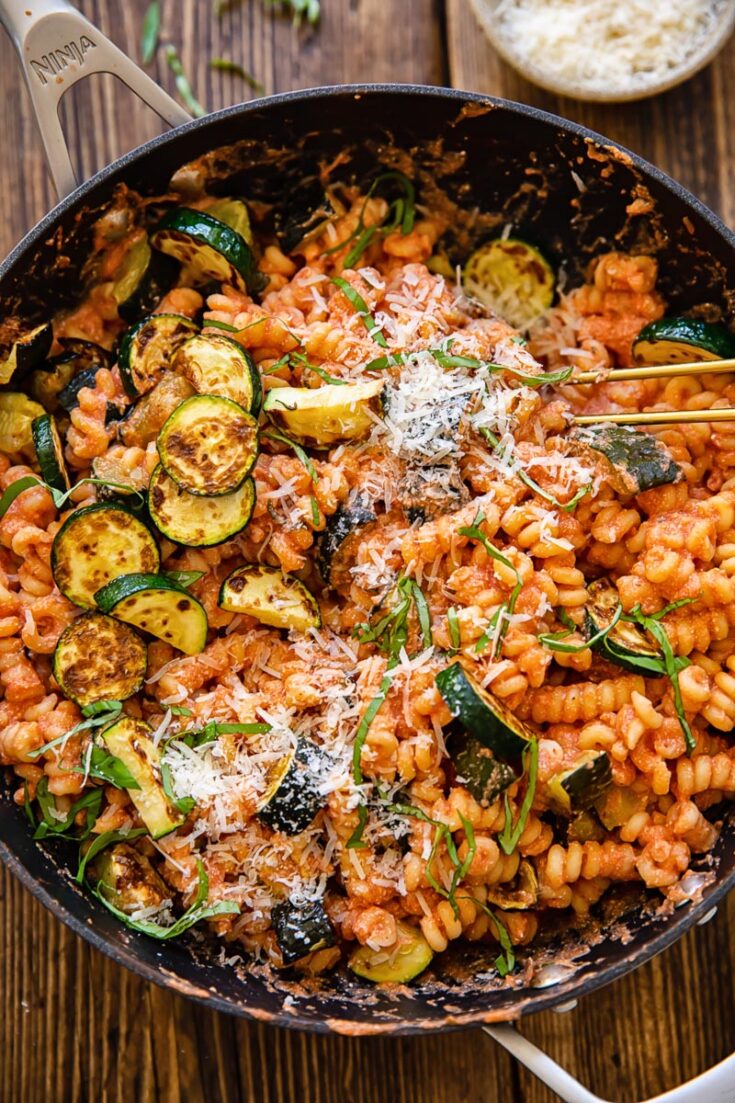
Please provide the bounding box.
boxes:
[492,0,729,96]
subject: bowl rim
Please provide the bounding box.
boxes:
[467,0,735,104]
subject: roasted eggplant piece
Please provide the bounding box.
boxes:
[547,751,613,815]
[315,495,378,589]
[118,373,195,447]
[271,899,336,965]
[568,424,681,496]
[449,726,517,806]
[0,322,53,384]
[257,739,328,835]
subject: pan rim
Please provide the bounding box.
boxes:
[2,81,735,1032]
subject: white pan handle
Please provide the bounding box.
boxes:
[0,0,191,199]
[485,1023,735,1103]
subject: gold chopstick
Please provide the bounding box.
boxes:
[568,358,735,384]
[573,409,735,426]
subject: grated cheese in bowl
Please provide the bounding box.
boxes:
[471,0,735,102]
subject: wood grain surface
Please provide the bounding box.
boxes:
[1,2,734,1101]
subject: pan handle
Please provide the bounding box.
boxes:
[0,0,191,199]
[484,1023,735,1102]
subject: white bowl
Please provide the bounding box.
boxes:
[469,0,735,103]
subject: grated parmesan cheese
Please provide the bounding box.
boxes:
[491,0,730,98]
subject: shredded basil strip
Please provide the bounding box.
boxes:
[263,428,318,483]
[407,579,432,649]
[162,569,205,588]
[331,276,387,347]
[479,427,591,513]
[32,779,103,842]
[164,45,206,117]
[160,756,196,815]
[202,319,240,332]
[352,667,396,785]
[76,827,147,885]
[140,1,160,64]
[310,494,320,527]
[174,720,271,750]
[498,740,539,856]
[625,604,695,751]
[0,476,40,520]
[539,602,623,654]
[323,171,415,267]
[169,705,193,717]
[290,351,347,386]
[346,803,369,849]
[71,745,140,790]
[94,858,239,939]
[447,607,461,653]
[29,702,123,758]
[364,351,406,372]
[209,58,264,93]
[459,512,523,657]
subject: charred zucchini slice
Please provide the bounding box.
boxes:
[101,717,184,838]
[148,464,255,547]
[112,235,179,323]
[257,739,327,835]
[151,208,264,293]
[271,899,336,965]
[435,662,533,762]
[31,414,70,493]
[633,317,735,365]
[51,503,160,609]
[0,323,53,384]
[30,339,114,414]
[315,496,377,588]
[263,380,384,447]
[95,572,208,656]
[0,393,46,455]
[463,238,555,329]
[158,395,259,496]
[206,198,254,244]
[53,612,147,706]
[219,564,320,632]
[118,313,198,398]
[568,424,681,496]
[486,860,539,910]
[92,843,169,912]
[349,920,433,984]
[449,726,517,806]
[173,333,262,414]
[584,578,664,674]
[547,751,613,815]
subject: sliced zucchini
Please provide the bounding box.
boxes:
[633,317,735,365]
[271,899,336,965]
[31,339,114,414]
[53,612,147,707]
[463,238,555,329]
[118,373,195,447]
[118,313,198,399]
[0,323,53,384]
[51,503,160,609]
[101,717,184,838]
[349,920,433,984]
[263,379,384,447]
[449,726,517,806]
[173,333,262,414]
[435,662,533,762]
[112,234,179,323]
[568,425,681,496]
[0,393,46,454]
[31,414,70,493]
[486,860,539,910]
[546,751,613,815]
[95,573,208,656]
[206,198,254,245]
[315,496,378,589]
[219,565,320,632]
[151,208,264,294]
[158,394,259,496]
[584,578,664,675]
[258,739,327,835]
[92,843,169,912]
[148,464,255,547]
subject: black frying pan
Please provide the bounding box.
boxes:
[0,3,734,1098]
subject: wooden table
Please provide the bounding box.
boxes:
[1,3,734,1100]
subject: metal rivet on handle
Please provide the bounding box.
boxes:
[697,906,718,926]
[551,999,578,1014]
